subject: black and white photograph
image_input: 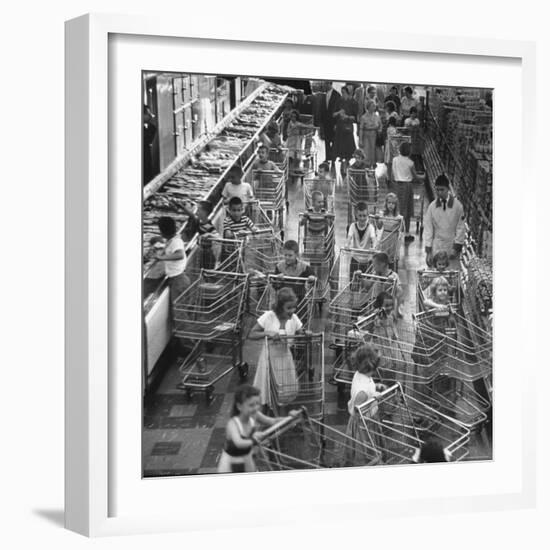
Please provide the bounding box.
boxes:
[142,74,493,477]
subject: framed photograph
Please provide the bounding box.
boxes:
[65,13,536,537]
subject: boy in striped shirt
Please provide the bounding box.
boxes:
[223,197,257,239]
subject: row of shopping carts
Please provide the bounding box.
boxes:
[253,380,471,470]
[330,268,492,432]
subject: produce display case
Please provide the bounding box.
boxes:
[142,83,292,382]
[143,82,291,271]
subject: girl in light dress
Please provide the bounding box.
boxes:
[343,344,387,465]
[249,288,304,408]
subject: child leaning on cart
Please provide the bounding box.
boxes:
[342,344,387,465]
[217,384,300,474]
[223,197,257,239]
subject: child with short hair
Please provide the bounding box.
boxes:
[300,191,333,255]
[223,197,257,239]
[346,201,377,274]
[155,216,190,302]
[274,240,316,303]
[251,145,282,173]
[431,250,450,272]
[221,165,254,204]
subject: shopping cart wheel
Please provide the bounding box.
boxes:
[205,386,214,405]
[238,362,249,381]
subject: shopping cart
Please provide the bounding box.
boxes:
[268,147,289,182]
[304,177,336,212]
[355,383,471,465]
[353,309,491,429]
[254,407,381,471]
[329,247,376,302]
[256,274,317,331]
[184,233,243,279]
[328,272,397,346]
[346,168,379,224]
[287,123,318,181]
[263,333,325,419]
[252,170,286,236]
[298,211,335,308]
[416,269,461,312]
[240,230,284,312]
[370,215,404,270]
[267,147,290,209]
[174,270,249,403]
[244,200,277,234]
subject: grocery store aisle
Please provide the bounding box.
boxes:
[142,155,490,477]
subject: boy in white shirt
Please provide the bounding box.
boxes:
[221,165,254,204]
[155,216,189,302]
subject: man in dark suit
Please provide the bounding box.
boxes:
[317,82,341,168]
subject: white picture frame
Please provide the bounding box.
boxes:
[65,12,536,537]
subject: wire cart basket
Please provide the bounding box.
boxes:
[240,230,284,311]
[174,270,249,403]
[346,168,379,223]
[254,407,381,471]
[355,383,471,465]
[298,211,335,308]
[287,122,318,181]
[329,247,377,302]
[304,177,336,212]
[352,309,492,429]
[184,233,243,279]
[252,169,286,236]
[328,272,397,346]
[256,274,317,331]
[370,215,404,269]
[267,147,290,209]
[262,333,325,420]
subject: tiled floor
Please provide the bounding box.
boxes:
[143,146,492,477]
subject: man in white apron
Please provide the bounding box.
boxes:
[424,175,466,270]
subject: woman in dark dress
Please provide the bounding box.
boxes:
[333,85,358,175]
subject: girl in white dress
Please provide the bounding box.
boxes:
[249,288,305,407]
[343,344,387,465]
